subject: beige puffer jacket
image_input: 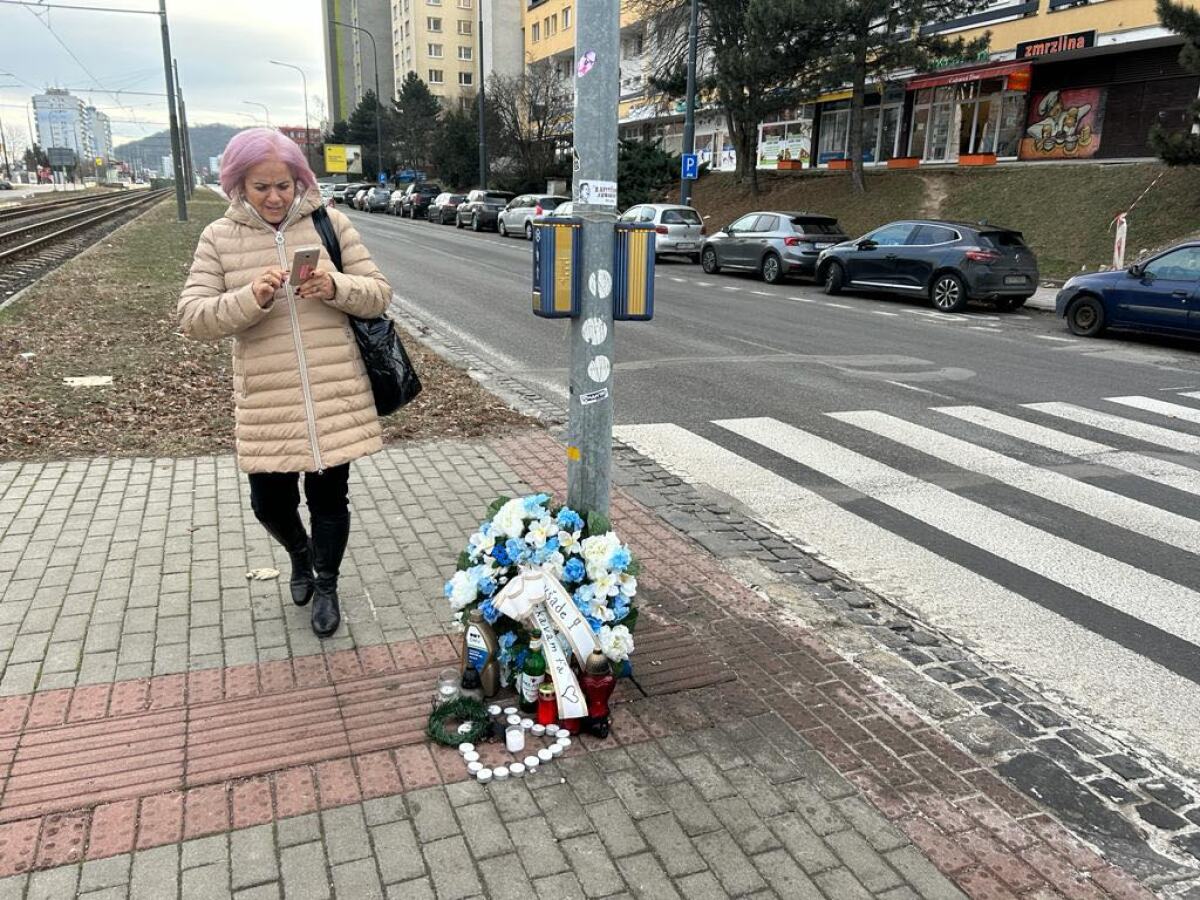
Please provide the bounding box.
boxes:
[179,189,392,473]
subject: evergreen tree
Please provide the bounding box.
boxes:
[1152,0,1200,163]
[392,72,442,170]
[328,120,350,144]
[345,91,391,177]
[617,139,680,209]
[433,105,479,188]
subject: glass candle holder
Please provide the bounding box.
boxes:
[506,725,526,753]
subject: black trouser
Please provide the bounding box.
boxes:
[248,464,351,525]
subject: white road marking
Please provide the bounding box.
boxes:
[752,290,773,297]
[872,311,900,317]
[694,281,714,287]
[1109,395,1200,425]
[832,410,1200,555]
[884,381,936,395]
[938,405,1200,499]
[1036,335,1075,343]
[671,277,687,283]
[1026,402,1200,454]
[716,416,1200,647]
[792,296,817,304]
[823,302,852,310]
[723,286,742,292]
[613,421,1200,765]
[968,326,999,333]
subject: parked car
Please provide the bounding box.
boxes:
[428,192,467,224]
[332,182,362,204]
[352,188,370,210]
[702,211,846,284]
[457,189,515,231]
[387,188,407,215]
[621,204,707,263]
[364,186,392,212]
[400,182,443,218]
[0,180,12,191]
[817,219,1038,312]
[498,194,569,239]
[1057,241,1200,338]
[317,183,336,200]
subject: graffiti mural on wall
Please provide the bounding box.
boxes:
[1019,87,1106,159]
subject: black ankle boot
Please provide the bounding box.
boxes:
[311,512,350,638]
[255,509,315,606]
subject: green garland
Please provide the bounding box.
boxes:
[426,696,490,746]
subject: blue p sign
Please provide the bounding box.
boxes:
[681,153,699,181]
[378,172,387,183]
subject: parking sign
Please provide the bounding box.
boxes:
[681,153,699,181]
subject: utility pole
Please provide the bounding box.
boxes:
[0,107,11,179]
[173,59,194,198]
[477,3,487,186]
[679,0,699,207]
[566,2,620,518]
[158,0,186,221]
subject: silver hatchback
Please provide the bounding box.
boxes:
[619,204,705,262]
[701,211,846,284]
[498,194,569,239]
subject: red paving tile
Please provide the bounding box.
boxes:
[0,819,40,874]
[272,766,318,819]
[230,777,274,829]
[34,811,87,868]
[86,800,137,858]
[136,792,183,849]
[183,784,229,839]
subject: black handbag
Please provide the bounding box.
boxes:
[311,205,422,415]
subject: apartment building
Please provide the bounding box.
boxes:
[33,89,113,164]
[393,0,522,109]
[83,106,113,162]
[322,0,398,121]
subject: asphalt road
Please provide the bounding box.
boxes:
[350,205,1200,771]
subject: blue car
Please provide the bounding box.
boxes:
[1057,242,1200,337]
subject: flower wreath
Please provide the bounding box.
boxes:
[446,494,638,683]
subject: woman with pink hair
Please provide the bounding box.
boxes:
[178,128,393,639]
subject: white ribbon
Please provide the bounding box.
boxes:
[494,568,596,720]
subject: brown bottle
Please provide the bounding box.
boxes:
[462,608,500,698]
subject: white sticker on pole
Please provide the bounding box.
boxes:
[577,180,617,208]
[580,387,609,406]
[581,317,608,345]
[587,355,611,384]
[588,270,612,300]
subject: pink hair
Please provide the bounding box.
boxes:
[219,127,317,198]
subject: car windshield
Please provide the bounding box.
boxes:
[538,197,565,209]
[662,209,702,225]
[791,218,841,235]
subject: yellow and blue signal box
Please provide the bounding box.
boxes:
[531,217,583,318]
[613,223,655,321]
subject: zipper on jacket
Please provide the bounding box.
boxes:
[248,197,325,473]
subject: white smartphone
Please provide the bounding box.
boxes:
[288,247,322,287]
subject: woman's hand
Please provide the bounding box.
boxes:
[297,268,336,302]
[251,268,287,307]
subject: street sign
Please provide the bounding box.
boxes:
[378,172,387,184]
[681,153,699,181]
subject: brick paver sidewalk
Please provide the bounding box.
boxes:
[0,430,1157,899]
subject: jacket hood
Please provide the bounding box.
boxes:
[223,186,324,229]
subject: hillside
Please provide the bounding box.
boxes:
[685,163,1200,281]
[113,123,240,170]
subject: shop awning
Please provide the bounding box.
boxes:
[907,61,1031,91]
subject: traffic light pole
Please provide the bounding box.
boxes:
[566,2,620,518]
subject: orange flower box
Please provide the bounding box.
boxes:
[777,159,805,171]
[960,153,997,166]
[826,159,851,170]
[887,157,921,169]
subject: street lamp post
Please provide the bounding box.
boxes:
[680,0,699,207]
[477,5,487,186]
[329,19,384,183]
[242,101,272,127]
[270,60,313,172]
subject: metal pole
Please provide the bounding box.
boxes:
[158,0,186,221]
[174,59,194,198]
[0,107,11,179]
[680,0,699,207]
[243,100,272,126]
[270,61,312,172]
[329,21,384,183]
[477,4,487,186]
[566,2,620,518]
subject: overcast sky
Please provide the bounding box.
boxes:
[0,0,326,151]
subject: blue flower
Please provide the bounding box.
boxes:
[586,615,603,634]
[556,507,584,532]
[443,580,454,598]
[610,547,631,572]
[523,493,551,517]
[563,558,586,583]
[573,584,596,613]
[505,538,529,564]
[515,649,529,670]
[478,577,497,597]
[480,521,493,537]
[612,597,630,622]
[544,536,560,554]
[492,544,511,566]
[479,599,501,625]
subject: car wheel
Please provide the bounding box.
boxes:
[823,261,845,295]
[499,220,509,238]
[930,272,967,313]
[472,215,481,232]
[689,253,701,265]
[761,253,784,285]
[1067,294,1106,337]
[701,247,721,274]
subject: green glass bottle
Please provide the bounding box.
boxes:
[519,629,547,714]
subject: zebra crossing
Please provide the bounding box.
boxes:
[615,391,1200,768]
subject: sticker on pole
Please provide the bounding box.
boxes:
[577,180,617,208]
[588,270,612,299]
[581,317,608,346]
[587,355,611,384]
[577,50,597,78]
[580,387,609,406]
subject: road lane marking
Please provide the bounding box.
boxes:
[1109,395,1200,425]
[1025,402,1200,454]
[823,302,852,309]
[937,405,1200,499]
[792,296,816,303]
[872,311,899,317]
[1036,335,1075,343]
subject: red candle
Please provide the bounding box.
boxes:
[536,682,558,727]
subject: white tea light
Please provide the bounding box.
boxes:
[467,761,483,774]
[463,751,480,764]
[458,743,475,755]
[557,737,572,749]
[476,768,493,783]
[503,706,518,716]
[523,755,540,770]
[537,748,553,763]
[506,714,521,726]
[550,743,564,757]
[510,762,526,777]
[545,725,560,737]
[520,718,534,730]
[487,704,502,717]
[494,766,509,780]
[531,724,546,737]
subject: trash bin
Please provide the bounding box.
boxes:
[531,217,583,318]
[613,223,655,321]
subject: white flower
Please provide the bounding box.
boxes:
[526,516,554,548]
[492,499,529,539]
[599,624,634,662]
[592,569,619,598]
[468,529,495,561]
[587,595,615,623]
[557,529,580,554]
[618,573,638,598]
[580,532,620,567]
[540,551,566,579]
[446,570,478,611]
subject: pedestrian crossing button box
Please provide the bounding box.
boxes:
[531,217,583,318]
[614,222,656,321]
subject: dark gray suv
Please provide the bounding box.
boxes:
[817,220,1038,312]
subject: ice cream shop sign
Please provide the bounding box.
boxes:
[1016,30,1096,60]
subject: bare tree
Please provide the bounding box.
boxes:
[486,60,573,186]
